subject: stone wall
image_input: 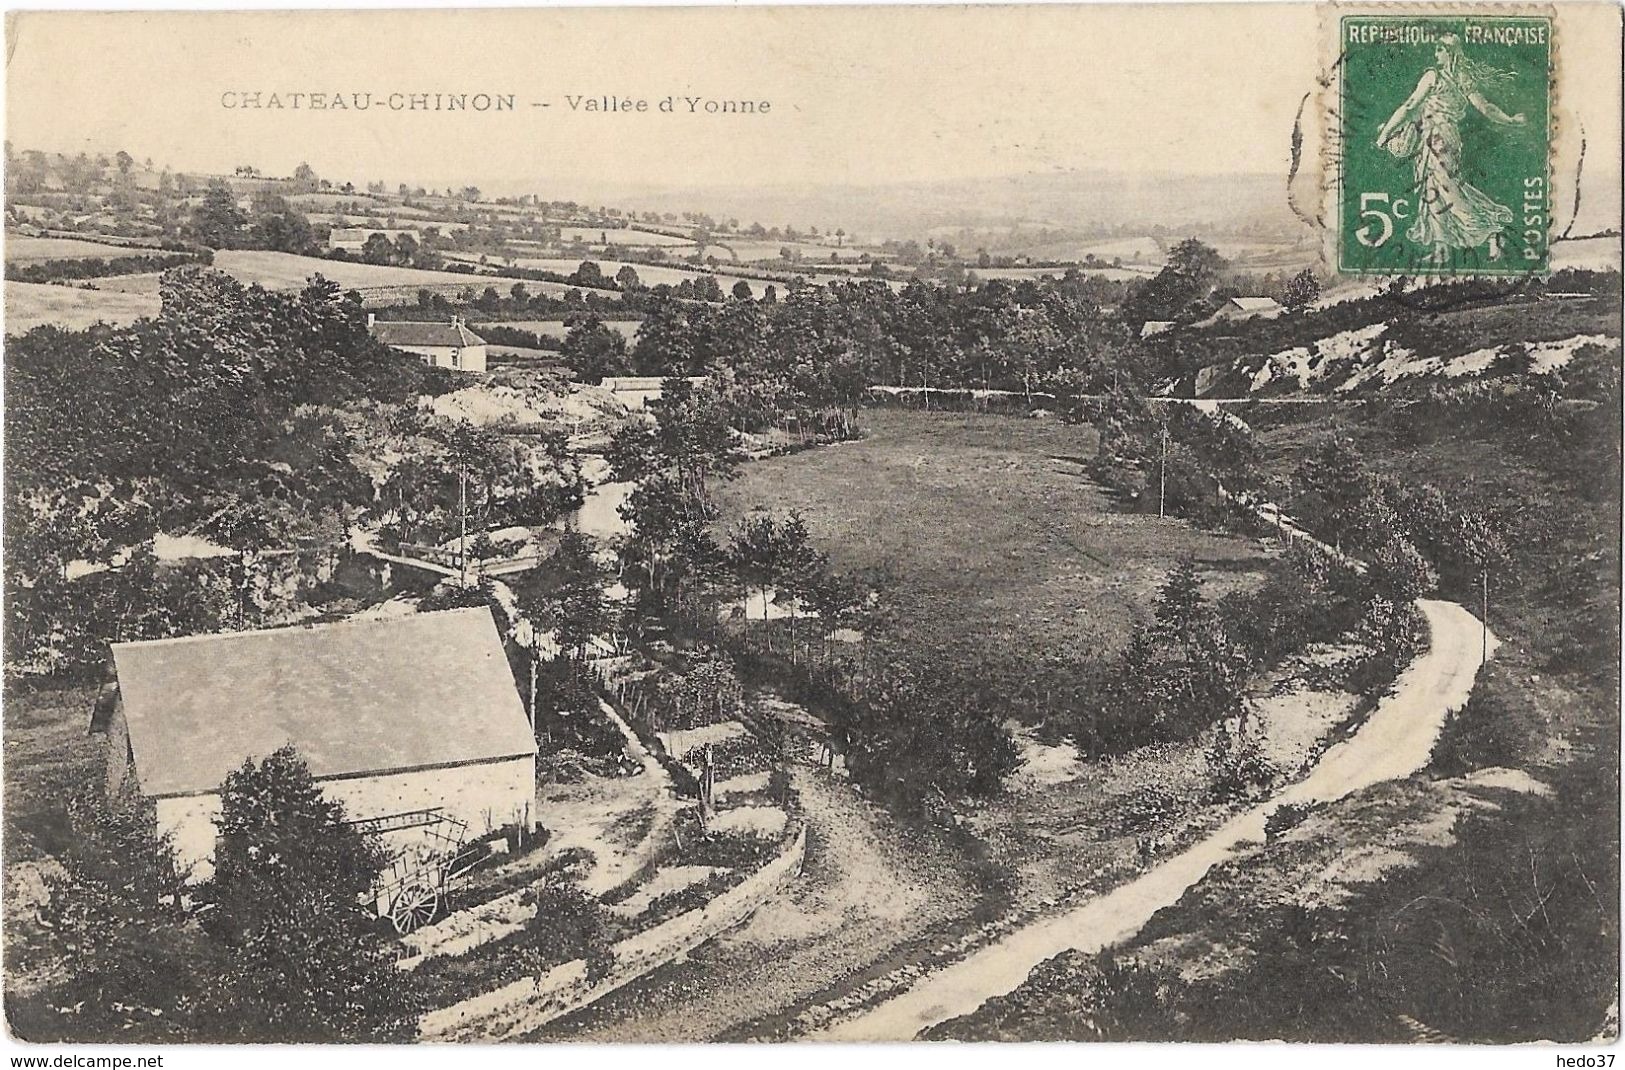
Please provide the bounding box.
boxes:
[420,820,808,1041]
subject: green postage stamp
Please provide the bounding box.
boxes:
[1336,11,1553,275]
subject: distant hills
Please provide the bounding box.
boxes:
[565,170,1309,251]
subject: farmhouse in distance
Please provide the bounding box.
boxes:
[370,314,489,373]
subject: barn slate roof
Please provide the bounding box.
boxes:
[111,608,535,798]
[372,319,485,349]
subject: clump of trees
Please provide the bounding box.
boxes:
[188,182,322,255]
[611,377,742,611]
[1121,238,1229,327]
[1080,559,1251,758]
[6,249,212,283]
[561,314,630,381]
[28,749,419,1042]
[4,268,432,674]
[372,413,582,552]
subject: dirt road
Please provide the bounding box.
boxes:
[812,598,1494,1041]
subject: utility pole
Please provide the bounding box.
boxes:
[528,652,539,732]
[458,464,468,588]
[1158,423,1169,520]
[1481,564,1489,664]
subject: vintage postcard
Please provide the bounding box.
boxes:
[2,1,1620,1048]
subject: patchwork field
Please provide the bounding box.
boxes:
[5,250,629,332]
[5,281,160,333]
[4,236,153,263]
[476,319,642,340]
[558,226,694,247]
[74,251,609,303]
[712,409,1273,661]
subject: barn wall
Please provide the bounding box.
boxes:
[155,754,538,882]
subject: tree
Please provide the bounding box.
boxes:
[190,182,246,249]
[201,747,418,1041]
[1367,530,1437,601]
[292,162,318,191]
[34,789,209,1040]
[803,568,862,662]
[572,260,606,288]
[360,232,396,265]
[561,315,630,381]
[732,279,754,301]
[1292,434,1372,552]
[728,510,785,627]
[1281,268,1323,313]
[1166,238,1227,284]
[248,192,316,255]
[1454,510,1508,661]
[549,530,610,658]
[614,264,643,291]
[393,232,420,267]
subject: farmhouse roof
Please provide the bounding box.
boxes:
[1228,296,1281,312]
[372,319,485,349]
[111,608,534,798]
[1140,320,1176,338]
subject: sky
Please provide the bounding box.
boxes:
[5,4,1620,211]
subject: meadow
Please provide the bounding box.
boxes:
[474,319,642,340]
[84,251,591,297]
[4,250,623,333]
[712,409,1272,662]
[5,280,160,332]
[3,236,155,263]
[558,226,694,247]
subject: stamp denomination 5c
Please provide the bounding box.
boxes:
[1338,11,1552,275]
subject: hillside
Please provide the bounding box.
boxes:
[1149,270,1622,398]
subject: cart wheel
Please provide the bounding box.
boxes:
[389,884,441,935]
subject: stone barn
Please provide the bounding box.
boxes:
[100,607,537,879]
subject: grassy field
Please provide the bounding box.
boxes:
[5,249,627,332]
[474,319,641,340]
[713,409,1273,662]
[558,226,694,247]
[939,398,1622,1042]
[86,250,586,297]
[3,236,152,263]
[5,280,160,333]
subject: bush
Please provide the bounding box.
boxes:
[680,825,780,870]
[1429,686,1522,777]
[6,249,211,283]
[525,882,615,982]
[1264,801,1313,842]
[1205,721,1276,802]
[1345,596,1425,696]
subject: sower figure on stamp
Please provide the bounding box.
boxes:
[1375,33,1527,264]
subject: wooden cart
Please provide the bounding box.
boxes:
[349,808,484,935]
